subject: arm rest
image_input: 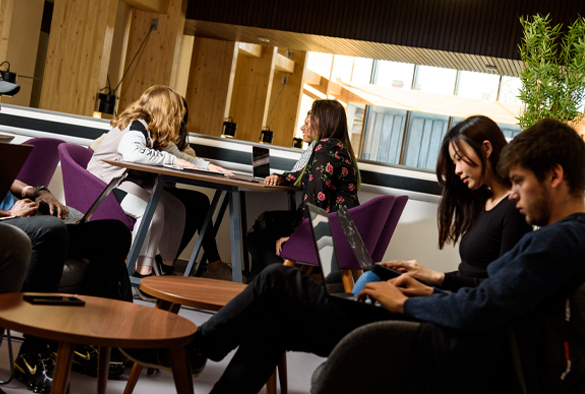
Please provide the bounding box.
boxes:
[311,320,419,394]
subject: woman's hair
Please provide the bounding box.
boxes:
[436,115,508,249]
[111,85,183,150]
[310,100,361,188]
[175,96,190,151]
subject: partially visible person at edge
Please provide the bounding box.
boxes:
[124,118,585,394]
[87,86,233,291]
[353,115,533,294]
[0,175,132,392]
[245,99,361,282]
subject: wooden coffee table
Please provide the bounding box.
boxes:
[124,277,287,394]
[0,293,198,394]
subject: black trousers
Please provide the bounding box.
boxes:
[5,215,131,298]
[245,210,297,281]
[194,264,395,394]
[165,187,221,263]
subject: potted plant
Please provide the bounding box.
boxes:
[517,14,585,130]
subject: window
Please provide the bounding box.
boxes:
[456,71,500,101]
[402,112,449,169]
[372,61,415,89]
[413,66,457,95]
[499,76,523,105]
[361,106,407,164]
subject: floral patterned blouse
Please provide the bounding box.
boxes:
[279,138,360,224]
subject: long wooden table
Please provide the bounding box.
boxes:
[103,160,297,284]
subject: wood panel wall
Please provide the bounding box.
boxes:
[117,0,186,111]
[186,0,585,61]
[185,37,237,136]
[40,0,118,116]
[0,0,14,64]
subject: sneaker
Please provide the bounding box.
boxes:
[71,345,125,379]
[154,255,175,276]
[119,347,206,376]
[14,351,69,393]
[201,262,233,281]
[131,272,157,302]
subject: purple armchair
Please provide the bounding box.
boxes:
[281,195,408,291]
[57,143,135,229]
[16,137,65,186]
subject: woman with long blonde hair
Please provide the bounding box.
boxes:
[88,86,232,289]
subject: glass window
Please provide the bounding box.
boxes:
[306,52,334,77]
[451,117,521,140]
[456,71,500,101]
[330,55,354,83]
[360,106,407,164]
[351,57,374,84]
[403,112,449,169]
[499,76,523,105]
[413,65,457,95]
[346,103,366,155]
[372,61,415,89]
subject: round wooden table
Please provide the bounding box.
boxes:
[0,293,197,394]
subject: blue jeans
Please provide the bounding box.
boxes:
[352,270,382,295]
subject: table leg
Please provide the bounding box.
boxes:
[127,175,166,285]
[167,346,194,394]
[124,363,145,394]
[51,341,75,394]
[97,346,111,394]
[228,189,243,283]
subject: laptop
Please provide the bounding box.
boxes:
[306,203,389,304]
[231,146,270,183]
[0,143,33,202]
[62,176,122,224]
[335,205,402,281]
[163,164,229,177]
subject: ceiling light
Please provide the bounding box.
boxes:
[485,64,497,71]
[258,36,270,43]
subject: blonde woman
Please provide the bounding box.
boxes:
[88,86,231,287]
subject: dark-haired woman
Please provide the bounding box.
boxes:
[353,115,532,293]
[246,100,360,282]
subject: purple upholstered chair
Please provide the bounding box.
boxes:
[16,137,65,186]
[58,143,135,229]
[281,195,407,291]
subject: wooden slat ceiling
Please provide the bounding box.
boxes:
[184,20,523,77]
[184,0,585,78]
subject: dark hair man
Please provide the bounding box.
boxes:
[126,118,585,394]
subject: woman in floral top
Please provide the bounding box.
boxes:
[247,100,360,282]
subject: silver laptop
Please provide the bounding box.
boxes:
[307,203,384,305]
[335,205,401,281]
[231,146,270,183]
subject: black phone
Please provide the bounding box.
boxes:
[23,295,85,306]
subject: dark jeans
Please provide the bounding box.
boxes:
[165,187,221,263]
[5,216,131,298]
[245,210,297,281]
[194,264,395,394]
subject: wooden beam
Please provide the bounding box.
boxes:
[238,42,262,58]
[274,53,294,73]
[121,0,169,14]
[0,0,14,63]
[304,69,322,86]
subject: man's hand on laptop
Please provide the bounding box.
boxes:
[35,191,68,219]
[9,199,38,217]
[389,274,434,297]
[357,281,409,314]
[208,163,234,177]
